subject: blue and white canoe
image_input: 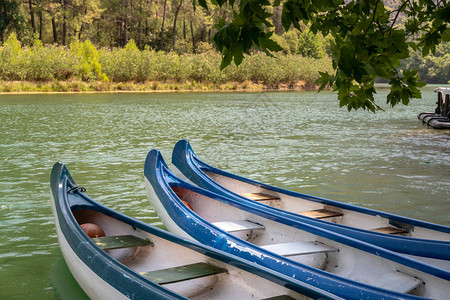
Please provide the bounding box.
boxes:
[51,162,338,300]
[144,150,450,300]
[171,140,450,260]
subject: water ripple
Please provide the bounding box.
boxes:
[0,90,449,298]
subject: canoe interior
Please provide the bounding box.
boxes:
[203,171,450,241]
[71,208,309,300]
[172,185,448,298]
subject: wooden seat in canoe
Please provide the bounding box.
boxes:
[140,262,227,285]
[371,226,409,235]
[298,209,343,219]
[261,295,297,300]
[260,241,338,257]
[241,193,280,201]
[375,271,422,294]
[212,220,265,233]
[92,235,153,250]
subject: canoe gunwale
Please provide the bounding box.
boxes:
[51,163,187,299]
[184,144,449,233]
[145,149,450,299]
[170,140,450,260]
[52,162,338,300]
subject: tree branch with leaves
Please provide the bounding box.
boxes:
[195,0,449,112]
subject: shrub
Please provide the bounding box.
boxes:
[24,44,76,81]
[298,30,325,59]
[70,40,108,81]
[282,30,301,55]
[0,33,23,80]
[1,35,333,89]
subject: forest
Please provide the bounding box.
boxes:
[0,0,448,92]
[2,0,235,50]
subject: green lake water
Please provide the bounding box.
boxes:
[0,88,449,299]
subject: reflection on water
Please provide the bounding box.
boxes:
[0,88,449,298]
[50,257,89,300]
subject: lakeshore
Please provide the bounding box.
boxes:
[0,80,315,94]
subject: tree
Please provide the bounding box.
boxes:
[298,29,324,59]
[195,0,450,112]
[159,0,167,49]
[0,0,27,43]
[402,42,450,84]
[27,0,36,33]
[71,0,103,41]
[172,0,183,50]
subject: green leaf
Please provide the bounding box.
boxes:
[281,1,308,31]
[231,43,244,65]
[196,0,208,9]
[220,50,233,70]
[442,28,450,42]
[259,33,283,53]
[316,71,332,92]
[337,46,367,83]
[314,0,336,11]
[204,0,442,112]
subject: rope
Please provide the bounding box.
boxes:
[67,185,86,193]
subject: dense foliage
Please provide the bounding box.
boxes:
[197,0,449,111]
[0,0,234,49]
[0,34,332,90]
[0,0,448,108]
[402,43,450,84]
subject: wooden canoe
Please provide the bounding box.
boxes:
[171,140,450,260]
[50,162,336,300]
[144,149,450,300]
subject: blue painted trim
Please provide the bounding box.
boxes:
[51,163,338,300]
[51,163,184,300]
[146,150,446,300]
[172,139,450,259]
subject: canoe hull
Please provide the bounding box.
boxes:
[145,176,191,240]
[51,163,182,300]
[171,139,450,260]
[145,149,450,299]
[51,197,127,299]
[52,163,334,300]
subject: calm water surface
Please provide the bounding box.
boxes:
[0,89,449,298]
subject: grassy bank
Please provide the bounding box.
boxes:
[0,36,333,93]
[0,80,315,93]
